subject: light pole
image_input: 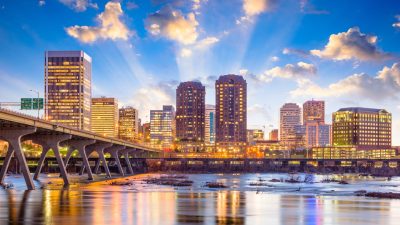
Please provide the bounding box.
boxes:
[29,89,40,118]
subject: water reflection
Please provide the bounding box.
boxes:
[1,189,400,225]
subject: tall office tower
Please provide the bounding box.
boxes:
[118,106,139,142]
[332,107,391,149]
[215,74,247,152]
[45,51,92,130]
[305,122,331,147]
[303,100,325,124]
[176,81,205,142]
[205,104,216,144]
[91,97,118,138]
[269,129,279,141]
[150,105,175,150]
[280,103,301,149]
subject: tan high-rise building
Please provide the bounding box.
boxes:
[91,97,118,138]
[215,75,247,153]
[118,106,139,142]
[303,100,325,124]
[45,51,92,130]
[280,103,301,149]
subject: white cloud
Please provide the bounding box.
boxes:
[270,56,279,62]
[243,0,277,17]
[310,27,390,61]
[256,62,317,83]
[126,1,138,10]
[180,48,192,57]
[66,1,131,43]
[393,15,400,29]
[59,0,98,12]
[291,62,400,101]
[178,36,219,58]
[146,7,199,45]
[39,0,45,6]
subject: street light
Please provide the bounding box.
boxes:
[29,89,40,118]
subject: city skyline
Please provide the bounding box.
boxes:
[1,0,400,143]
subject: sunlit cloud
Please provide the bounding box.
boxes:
[59,0,98,12]
[245,62,317,83]
[66,1,131,43]
[291,62,400,101]
[300,0,329,15]
[393,15,400,29]
[146,6,199,45]
[126,1,138,10]
[243,0,277,17]
[310,27,391,61]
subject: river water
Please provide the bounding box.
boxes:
[1,173,400,225]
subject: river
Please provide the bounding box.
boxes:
[1,173,400,225]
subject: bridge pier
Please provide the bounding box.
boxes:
[121,148,139,175]
[105,145,126,176]
[81,143,113,178]
[25,134,72,186]
[62,140,96,180]
[0,127,37,190]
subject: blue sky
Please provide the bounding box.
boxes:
[0,0,400,143]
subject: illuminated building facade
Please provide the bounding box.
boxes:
[142,122,150,143]
[295,122,331,149]
[332,107,391,149]
[118,106,139,142]
[205,104,216,144]
[303,100,325,124]
[45,51,92,130]
[247,129,264,145]
[280,103,301,149]
[215,75,247,153]
[176,81,205,142]
[91,97,118,138]
[269,129,279,141]
[150,105,175,150]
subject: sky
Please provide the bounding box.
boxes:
[0,0,400,143]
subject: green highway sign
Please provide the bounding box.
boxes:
[21,98,33,110]
[32,98,44,109]
[21,98,44,110]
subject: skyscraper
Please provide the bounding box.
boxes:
[176,81,205,142]
[280,103,301,149]
[91,97,118,138]
[45,51,92,130]
[303,100,325,124]
[332,107,391,148]
[118,106,139,142]
[215,74,247,153]
[205,104,216,144]
[150,105,175,150]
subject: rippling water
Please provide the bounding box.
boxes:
[1,173,400,225]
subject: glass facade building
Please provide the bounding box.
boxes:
[150,105,175,150]
[205,105,216,144]
[45,51,92,131]
[91,97,118,138]
[332,107,391,149]
[280,103,301,149]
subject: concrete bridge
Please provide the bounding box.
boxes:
[0,108,161,190]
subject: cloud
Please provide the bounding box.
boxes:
[270,56,279,62]
[253,62,317,83]
[310,27,391,61]
[393,15,400,29]
[128,81,178,120]
[178,36,219,58]
[291,62,400,101]
[180,48,192,57]
[146,6,199,45]
[243,0,277,17]
[282,47,310,57]
[248,104,272,121]
[66,1,131,43]
[59,0,98,12]
[39,0,45,6]
[126,1,138,10]
[300,0,329,15]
